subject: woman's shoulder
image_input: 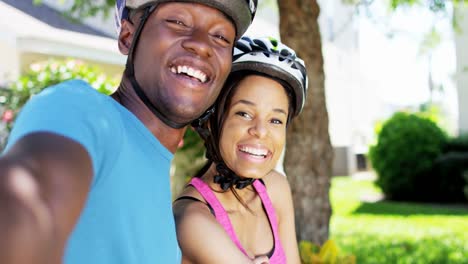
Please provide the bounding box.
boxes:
[263,170,291,193]
[262,170,293,214]
[172,185,214,224]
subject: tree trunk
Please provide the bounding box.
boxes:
[278,0,333,245]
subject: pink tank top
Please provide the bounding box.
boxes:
[190,177,287,264]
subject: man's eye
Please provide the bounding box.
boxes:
[215,35,230,44]
[167,19,186,26]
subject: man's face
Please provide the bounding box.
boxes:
[129,2,235,125]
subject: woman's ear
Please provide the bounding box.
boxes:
[118,19,135,55]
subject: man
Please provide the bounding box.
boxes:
[0,0,257,263]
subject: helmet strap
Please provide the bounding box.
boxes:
[125,5,190,129]
[213,163,255,191]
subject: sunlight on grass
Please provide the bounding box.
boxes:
[329,176,468,264]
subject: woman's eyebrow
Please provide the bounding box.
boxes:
[234,99,255,106]
[233,99,287,115]
[273,108,288,116]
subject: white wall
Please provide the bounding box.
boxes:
[0,29,20,85]
[455,6,468,134]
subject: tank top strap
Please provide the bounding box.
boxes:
[189,178,249,257]
[252,180,280,237]
[252,180,286,263]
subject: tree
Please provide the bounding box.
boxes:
[278,1,333,244]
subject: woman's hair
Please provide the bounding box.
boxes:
[193,70,295,209]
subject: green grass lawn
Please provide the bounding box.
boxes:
[329,175,468,264]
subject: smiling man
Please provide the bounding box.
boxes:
[0,0,257,263]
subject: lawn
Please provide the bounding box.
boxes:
[329,175,468,264]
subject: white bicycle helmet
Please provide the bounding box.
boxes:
[232,36,308,117]
[115,0,257,39]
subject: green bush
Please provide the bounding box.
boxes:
[443,133,468,152]
[432,134,468,202]
[172,127,206,197]
[464,171,468,201]
[369,112,447,201]
[434,154,468,202]
[0,59,118,147]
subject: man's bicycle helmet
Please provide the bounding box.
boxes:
[115,0,257,40]
[232,36,308,117]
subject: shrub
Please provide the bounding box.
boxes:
[464,171,468,201]
[171,127,206,196]
[0,59,118,147]
[369,112,447,201]
[432,134,468,202]
[443,133,468,152]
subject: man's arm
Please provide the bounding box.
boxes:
[0,132,93,264]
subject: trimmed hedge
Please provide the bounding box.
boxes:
[369,112,447,202]
[433,134,468,202]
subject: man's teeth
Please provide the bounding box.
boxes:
[239,146,268,157]
[170,65,207,83]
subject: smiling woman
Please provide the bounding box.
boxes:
[219,75,289,180]
[173,36,308,264]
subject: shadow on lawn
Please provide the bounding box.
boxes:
[352,200,468,216]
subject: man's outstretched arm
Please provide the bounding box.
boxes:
[0,132,93,264]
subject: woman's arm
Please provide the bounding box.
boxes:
[173,199,269,264]
[265,171,301,264]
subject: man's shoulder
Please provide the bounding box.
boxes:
[41,79,103,99]
[30,79,116,114]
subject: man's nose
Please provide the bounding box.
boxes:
[181,30,213,58]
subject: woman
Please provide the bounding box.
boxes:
[173,36,308,264]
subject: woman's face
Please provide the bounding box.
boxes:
[219,75,290,179]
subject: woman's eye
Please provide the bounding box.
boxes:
[271,119,284,125]
[236,111,251,119]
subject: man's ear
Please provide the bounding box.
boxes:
[118,19,135,55]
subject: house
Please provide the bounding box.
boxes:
[0,0,125,87]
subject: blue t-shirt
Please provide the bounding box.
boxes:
[6,80,181,264]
